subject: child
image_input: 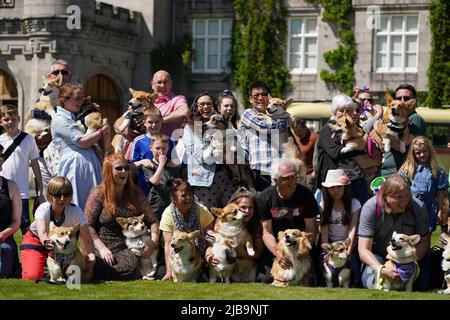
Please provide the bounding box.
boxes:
[0,104,43,234]
[131,108,174,195]
[399,136,449,233]
[142,134,182,220]
[319,169,362,286]
[352,86,383,134]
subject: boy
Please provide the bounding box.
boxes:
[0,104,43,234]
[142,134,182,220]
[132,108,174,195]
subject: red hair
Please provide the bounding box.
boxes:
[100,153,141,215]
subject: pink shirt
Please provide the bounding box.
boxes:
[154,93,188,138]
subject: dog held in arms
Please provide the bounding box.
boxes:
[438,233,450,295]
[205,229,237,283]
[271,229,313,287]
[375,231,420,291]
[46,222,93,283]
[116,215,158,280]
[169,230,202,282]
[210,203,256,283]
[321,239,351,288]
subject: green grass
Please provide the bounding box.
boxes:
[1,279,450,300]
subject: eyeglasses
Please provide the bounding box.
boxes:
[52,193,71,198]
[114,165,130,172]
[278,175,298,182]
[51,70,69,76]
[395,96,412,102]
[251,92,269,100]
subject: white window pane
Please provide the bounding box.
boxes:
[290,54,301,69]
[406,54,417,68]
[391,53,402,68]
[290,19,302,35]
[305,38,317,55]
[194,39,205,69]
[194,20,205,36]
[208,39,218,69]
[221,40,231,69]
[306,19,317,34]
[391,36,402,52]
[221,52,230,69]
[406,16,418,31]
[305,55,316,69]
[406,36,417,52]
[376,36,387,52]
[376,53,386,68]
[391,16,403,32]
[208,39,218,54]
[380,16,388,31]
[208,20,219,35]
[221,39,231,55]
[290,39,301,53]
[222,20,232,35]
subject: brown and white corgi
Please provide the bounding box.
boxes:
[321,239,351,288]
[169,230,202,282]
[205,230,236,283]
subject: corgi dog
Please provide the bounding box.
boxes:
[281,137,307,185]
[112,88,157,153]
[205,230,237,283]
[271,229,313,287]
[438,233,450,295]
[211,203,257,282]
[266,97,293,119]
[330,110,365,154]
[31,73,63,117]
[370,93,414,153]
[375,232,420,292]
[116,215,158,280]
[169,230,202,282]
[46,222,93,283]
[321,239,351,288]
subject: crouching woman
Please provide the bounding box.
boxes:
[21,176,95,280]
[358,174,430,291]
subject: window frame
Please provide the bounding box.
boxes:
[287,16,319,75]
[373,14,419,73]
[192,18,232,74]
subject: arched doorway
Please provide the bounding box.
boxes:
[83,74,122,132]
[0,70,18,106]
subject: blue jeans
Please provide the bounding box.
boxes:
[21,199,30,234]
[0,238,19,278]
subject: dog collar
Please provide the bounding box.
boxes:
[392,261,417,284]
[387,121,405,133]
[50,251,77,272]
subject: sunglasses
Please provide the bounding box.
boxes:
[222,89,234,96]
[52,193,71,198]
[394,96,412,102]
[114,165,130,172]
[51,70,69,76]
[251,92,269,99]
[278,175,298,182]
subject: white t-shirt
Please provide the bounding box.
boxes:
[29,202,88,236]
[0,131,40,198]
[320,198,361,242]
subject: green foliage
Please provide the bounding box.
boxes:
[150,34,192,74]
[426,0,450,108]
[231,0,290,108]
[306,0,356,96]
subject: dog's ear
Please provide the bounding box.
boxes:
[129,88,135,96]
[138,214,145,222]
[392,231,398,239]
[210,207,224,217]
[277,231,285,242]
[321,243,333,252]
[303,232,315,243]
[49,221,56,232]
[284,98,293,108]
[71,222,81,234]
[189,230,201,240]
[409,234,420,246]
[384,92,394,106]
[116,217,128,229]
[42,75,48,83]
[406,98,417,114]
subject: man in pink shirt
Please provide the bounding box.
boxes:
[151,70,188,138]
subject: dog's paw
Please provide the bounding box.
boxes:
[247,248,255,257]
[340,146,353,153]
[142,276,155,281]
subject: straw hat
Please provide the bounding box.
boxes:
[321,169,351,188]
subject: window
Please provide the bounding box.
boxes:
[374,15,419,73]
[192,19,232,73]
[287,17,318,74]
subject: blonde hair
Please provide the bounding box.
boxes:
[46,176,73,202]
[59,83,83,107]
[399,136,439,181]
[143,107,162,121]
[0,104,18,118]
[380,174,412,214]
[150,133,169,146]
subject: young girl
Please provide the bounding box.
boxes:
[319,169,362,287]
[399,136,449,233]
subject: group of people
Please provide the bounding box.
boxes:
[0,59,448,292]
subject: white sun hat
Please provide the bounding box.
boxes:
[321,169,351,188]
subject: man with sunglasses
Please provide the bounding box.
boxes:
[240,81,291,191]
[381,84,426,177]
[256,158,319,282]
[48,59,72,85]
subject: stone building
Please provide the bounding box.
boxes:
[0,0,433,123]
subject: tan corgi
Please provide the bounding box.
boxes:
[169,230,202,282]
[321,239,351,288]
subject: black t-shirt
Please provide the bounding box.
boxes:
[257,184,319,238]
